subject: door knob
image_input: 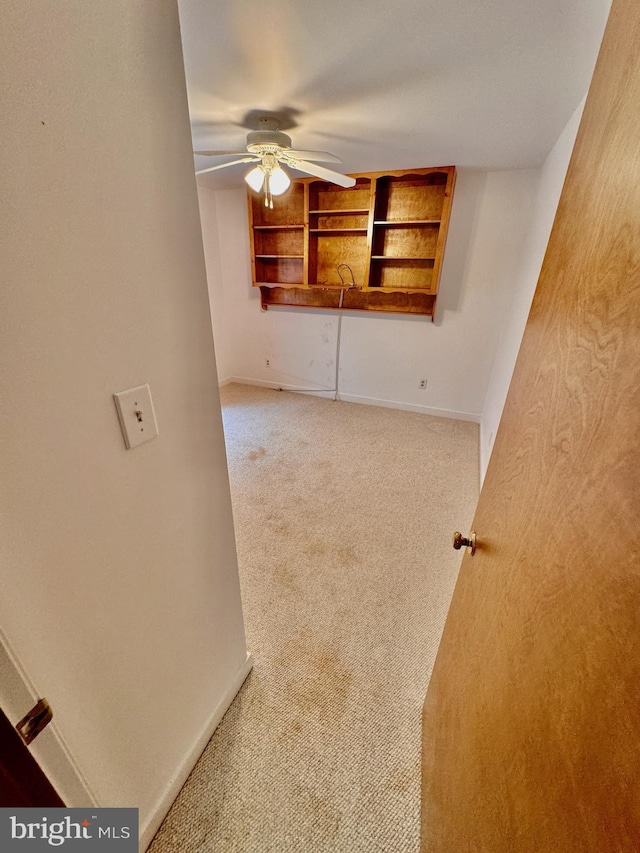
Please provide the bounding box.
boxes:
[452,530,477,556]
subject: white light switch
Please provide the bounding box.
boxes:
[113,384,159,449]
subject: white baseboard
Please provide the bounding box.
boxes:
[217,377,233,388]
[140,651,254,851]
[226,376,336,397]
[336,392,481,423]
[226,379,482,421]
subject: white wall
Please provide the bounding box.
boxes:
[479,99,586,478]
[199,169,539,427]
[1,0,249,845]
[199,186,234,382]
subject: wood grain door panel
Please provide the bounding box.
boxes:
[421,0,640,849]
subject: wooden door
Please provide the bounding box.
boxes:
[421,0,640,850]
[0,707,64,806]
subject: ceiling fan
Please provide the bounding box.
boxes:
[194,117,356,207]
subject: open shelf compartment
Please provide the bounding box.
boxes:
[374,171,449,222]
[254,256,303,285]
[368,258,436,290]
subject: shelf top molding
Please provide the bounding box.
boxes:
[293,165,455,184]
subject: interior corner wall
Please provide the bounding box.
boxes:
[479,98,586,480]
[201,170,539,428]
[1,0,248,842]
[198,185,233,383]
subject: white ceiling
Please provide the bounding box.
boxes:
[179,0,611,190]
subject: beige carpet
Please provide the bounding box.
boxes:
[149,383,479,852]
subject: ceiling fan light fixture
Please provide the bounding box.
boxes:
[244,165,265,193]
[245,159,291,207]
[268,165,291,196]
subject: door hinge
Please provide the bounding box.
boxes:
[16,698,53,745]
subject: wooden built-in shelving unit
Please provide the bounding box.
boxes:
[247,166,456,319]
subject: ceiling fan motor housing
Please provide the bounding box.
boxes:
[246,118,291,153]
[246,130,292,154]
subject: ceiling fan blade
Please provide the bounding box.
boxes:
[283,158,356,188]
[193,150,249,156]
[284,149,342,163]
[195,157,259,176]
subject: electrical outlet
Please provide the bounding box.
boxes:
[265,358,271,368]
[419,378,427,390]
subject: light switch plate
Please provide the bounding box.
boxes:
[113,384,159,449]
